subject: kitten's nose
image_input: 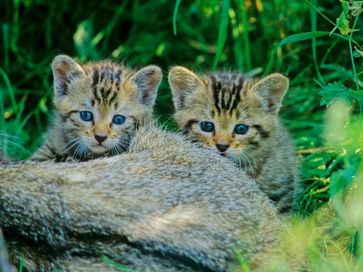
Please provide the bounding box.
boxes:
[94,134,107,143]
[216,144,229,152]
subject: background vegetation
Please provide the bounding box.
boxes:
[0,0,362,270]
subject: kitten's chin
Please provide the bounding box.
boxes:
[213,149,230,158]
[222,150,238,160]
[90,145,108,155]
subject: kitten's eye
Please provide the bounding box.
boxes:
[80,111,93,122]
[200,121,215,132]
[112,114,126,125]
[234,124,249,135]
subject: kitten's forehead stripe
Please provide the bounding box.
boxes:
[210,75,221,114]
[93,87,119,106]
[109,91,118,105]
[92,68,99,87]
[93,87,102,105]
[88,64,129,107]
[115,69,122,88]
[210,73,244,116]
[230,77,243,113]
[100,70,106,82]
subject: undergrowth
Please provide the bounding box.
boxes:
[0,0,362,270]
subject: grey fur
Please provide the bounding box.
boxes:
[0,125,282,271]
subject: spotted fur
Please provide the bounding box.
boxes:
[169,66,299,214]
[32,55,162,161]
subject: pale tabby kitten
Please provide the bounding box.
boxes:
[32,55,162,161]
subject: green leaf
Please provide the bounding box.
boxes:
[329,163,356,196]
[212,0,230,70]
[73,20,96,59]
[336,1,352,36]
[277,31,330,47]
[319,82,363,106]
[350,1,363,17]
[276,31,360,49]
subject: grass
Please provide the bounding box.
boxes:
[0,0,362,270]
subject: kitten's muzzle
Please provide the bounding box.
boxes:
[94,134,107,144]
[216,144,229,152]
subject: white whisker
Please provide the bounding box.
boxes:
[79,143,89,158]
[64,138,82,153]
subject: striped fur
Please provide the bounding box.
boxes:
[169,67,299,214]
[32,55,162,161]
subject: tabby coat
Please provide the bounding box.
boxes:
[32,55,162,161]
[169,67,299,213]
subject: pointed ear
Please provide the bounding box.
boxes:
[168,66,204,110]
[251,73,289,114]
[131,65,162,107]
[52,55,85,97]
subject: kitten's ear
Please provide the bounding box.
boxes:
[168,66,203,110]
[132,65,162,107]
[52,55,85,97]
[251,73,289,114]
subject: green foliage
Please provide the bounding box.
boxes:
[336,0,353,36]
[319,82,363,106]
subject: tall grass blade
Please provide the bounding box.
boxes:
[173,0,182,36]
[304,0,336,26]
[212,0,230,70]
[278,31,330,47]
[310,0,324,83]
[0,68,17,111]
[241,3,251,71]
[278,31,360,48]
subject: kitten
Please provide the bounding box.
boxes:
[168,66,299,213]
[32,55,162,161]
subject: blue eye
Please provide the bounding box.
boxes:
[112,114,126,125]
[234,124,249,135]
[200,121,215,132]
[80,111,93,122]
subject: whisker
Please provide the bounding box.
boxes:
[64,138,82,153]
[81,143,89,159]
[244,151,257,171]
[114,143,125,154]
[241,152,252,171]
[111,146,118,156]
[73,142,84,159]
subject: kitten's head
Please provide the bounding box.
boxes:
[52,55,162,158]
[168,66,288,161]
